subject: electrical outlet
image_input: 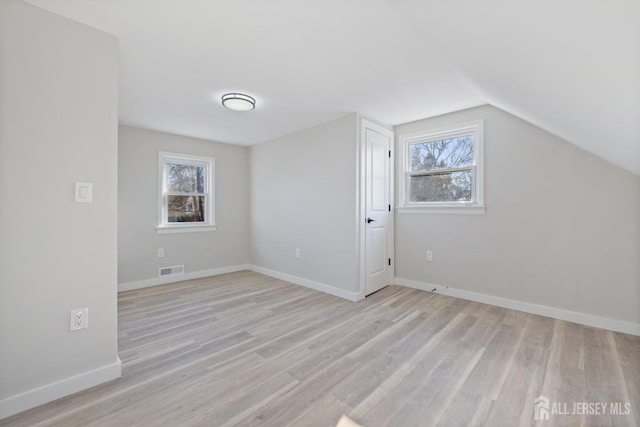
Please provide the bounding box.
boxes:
[426,251,434,262]
[295,248,301,258]
[70,308,88,331]
[157,248,165,258]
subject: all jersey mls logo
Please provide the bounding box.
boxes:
[534,395,631,421]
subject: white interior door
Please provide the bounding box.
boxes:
[364,122,393,296]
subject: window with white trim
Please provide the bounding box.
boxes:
[400,120,484,211]
[158,152,216,233]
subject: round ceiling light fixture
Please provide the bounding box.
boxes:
[221,93,256,111]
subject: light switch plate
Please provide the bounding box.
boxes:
[75,182,93,203]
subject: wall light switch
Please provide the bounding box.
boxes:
[157,248,165,258]
[75,182,93,203]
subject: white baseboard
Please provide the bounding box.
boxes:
[249,265,360,302]
[118,264,250,292]
[395,277,640,336]
[0,357,122,420]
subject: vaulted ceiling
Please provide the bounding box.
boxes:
[24,0,640,175]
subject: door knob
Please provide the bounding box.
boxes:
[367,217,376,223]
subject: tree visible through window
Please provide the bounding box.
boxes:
[159,152,215,230]
[409,136,473,202]
[166,163,207,222]
[401,120,483,207]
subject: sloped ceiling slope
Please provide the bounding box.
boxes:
[23,0,640,175]
[388,0,640,175]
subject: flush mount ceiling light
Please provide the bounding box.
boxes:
[221,93,256,111]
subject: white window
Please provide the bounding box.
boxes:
[399,120,484,213]
[158,152,216,233]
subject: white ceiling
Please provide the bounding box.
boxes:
[24,0,640,175]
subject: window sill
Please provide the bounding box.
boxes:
[396,206,485,215]
[157,225,218,234]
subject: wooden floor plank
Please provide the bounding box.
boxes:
[1,270,637,427]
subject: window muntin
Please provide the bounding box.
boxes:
[401,121,483,208]
[159,152,215,230]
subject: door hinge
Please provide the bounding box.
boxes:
[388,150,391,158]
[388,204,391,212]
[388,258,391,266]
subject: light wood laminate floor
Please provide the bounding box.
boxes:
[2,271,639,426]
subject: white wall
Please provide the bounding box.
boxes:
[0,0,120,418]
[250,115,360,299]
[118,126,250,288]
[394,105,640,331]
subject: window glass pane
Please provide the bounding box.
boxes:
[167,195,206,223]
[410,135,473,172]
[410,170,472,202]
[166,163,206,193]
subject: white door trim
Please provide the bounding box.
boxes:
[357,118,394,299]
